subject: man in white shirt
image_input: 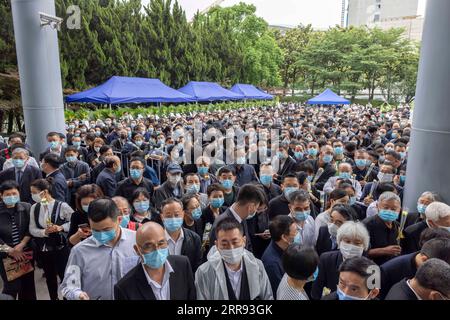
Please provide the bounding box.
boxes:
[60,198,137,300]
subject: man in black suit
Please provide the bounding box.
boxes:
[39,132,66,161]
[209,184,267,254]
[0,147,42,203]
[273,144,297,185]
[114,222,196,300]
[380,237,450,299]
[41,153,68,203]
[96,156,121,198]
[160,198,202,272]
[304,145,337,191]
[385,258,450,300]
[321,256,380,301]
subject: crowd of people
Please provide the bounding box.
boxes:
[0,103,449,301]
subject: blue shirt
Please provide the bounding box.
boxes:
[60,227,137,300]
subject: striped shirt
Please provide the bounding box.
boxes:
[9,210,20,246]
[276,274,309,300]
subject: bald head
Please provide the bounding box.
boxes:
[135,222,167,256]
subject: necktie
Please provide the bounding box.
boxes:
[16,170,23,184]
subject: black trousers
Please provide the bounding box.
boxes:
[0,261,36,300]
[39,246,69,300]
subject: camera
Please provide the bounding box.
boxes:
[39,12,63,31]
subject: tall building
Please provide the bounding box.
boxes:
[346,0,425,41]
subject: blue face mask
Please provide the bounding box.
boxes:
[66,156,77,163]
[308,149,318,157]
[379,209,399,222]
[294,210,310,222]
[337,287,368,301]
[307,175,313,182]
[334,147,344,155]
[133,200,150,214]
[12,159,25,169]
[307,267,319,282]
[277,151,286,160]
[120,215,130,228]
[198,166,208,175]
[355,159,367,168]
[95,131,101,137]
[284,187,298,199]
[191,208,202,221]
[49,141,59,149]
[135,140,143,147]
[260,175,273,186]
[73,141,81,149]
[221,179,234,190]
[187,184,200,194]
[322,154,333,163]
[339,172,352,180]
[3,195,19,206]
[142,248,169,269]
[130,169,143,180]
[293,232,302,244]
[210,198,224,209]
[294,151,304,159]
[349,196,357,206]
[92,228,116,245]
[400,175,406,184]
[115,166,122,174]
[417,203,427,215]
[163,217,184,233]
[82,204,89,213]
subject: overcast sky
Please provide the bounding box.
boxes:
[141,0,428,29]
[141,0,343,28]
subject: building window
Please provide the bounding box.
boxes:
[374,14,380,22]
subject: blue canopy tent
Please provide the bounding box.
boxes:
[65,76,195,104]
[230,84,273,100]
[178,81,244,102]
[307,89,350,105]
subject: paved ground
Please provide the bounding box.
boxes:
[0,267,62,300]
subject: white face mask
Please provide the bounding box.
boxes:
[377,172,393,183]
[327,223,339,238]
[340,242,364,260]
[220,246,244,265]
[32,192,43,204]
[168,174,181,185]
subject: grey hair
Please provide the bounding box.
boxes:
[337,221,370,251]
[425,202,450,221]
[12,148,29,157]
[111,196,130,209]
[378,191,401,204]
[415,258,450,297]
[420,191,440,203]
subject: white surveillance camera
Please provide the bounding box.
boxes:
[39,12,63,31]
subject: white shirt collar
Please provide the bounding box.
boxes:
[142,260,174,288]
[165,228,184,244]
[406,279,422,300]
[229,205,243,223]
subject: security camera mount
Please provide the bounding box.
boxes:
[39,12,63,31]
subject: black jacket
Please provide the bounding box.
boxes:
[401,221,428,254]
[261,183,282,202]
[0,202,31,258]
[115,177,154,204]
[380,252,418,299]
[153,181,184,211]
[304,160,336,191]
[385,278,418,300]
[47,169,69,203]
[276,157,298,180]
[180,227,202,272]
[209,207,253,253]
[96,168,118,198]
[315,225,337,257]
[0,166,42,203]
[114,255,196,300]
[311,250,343,300]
